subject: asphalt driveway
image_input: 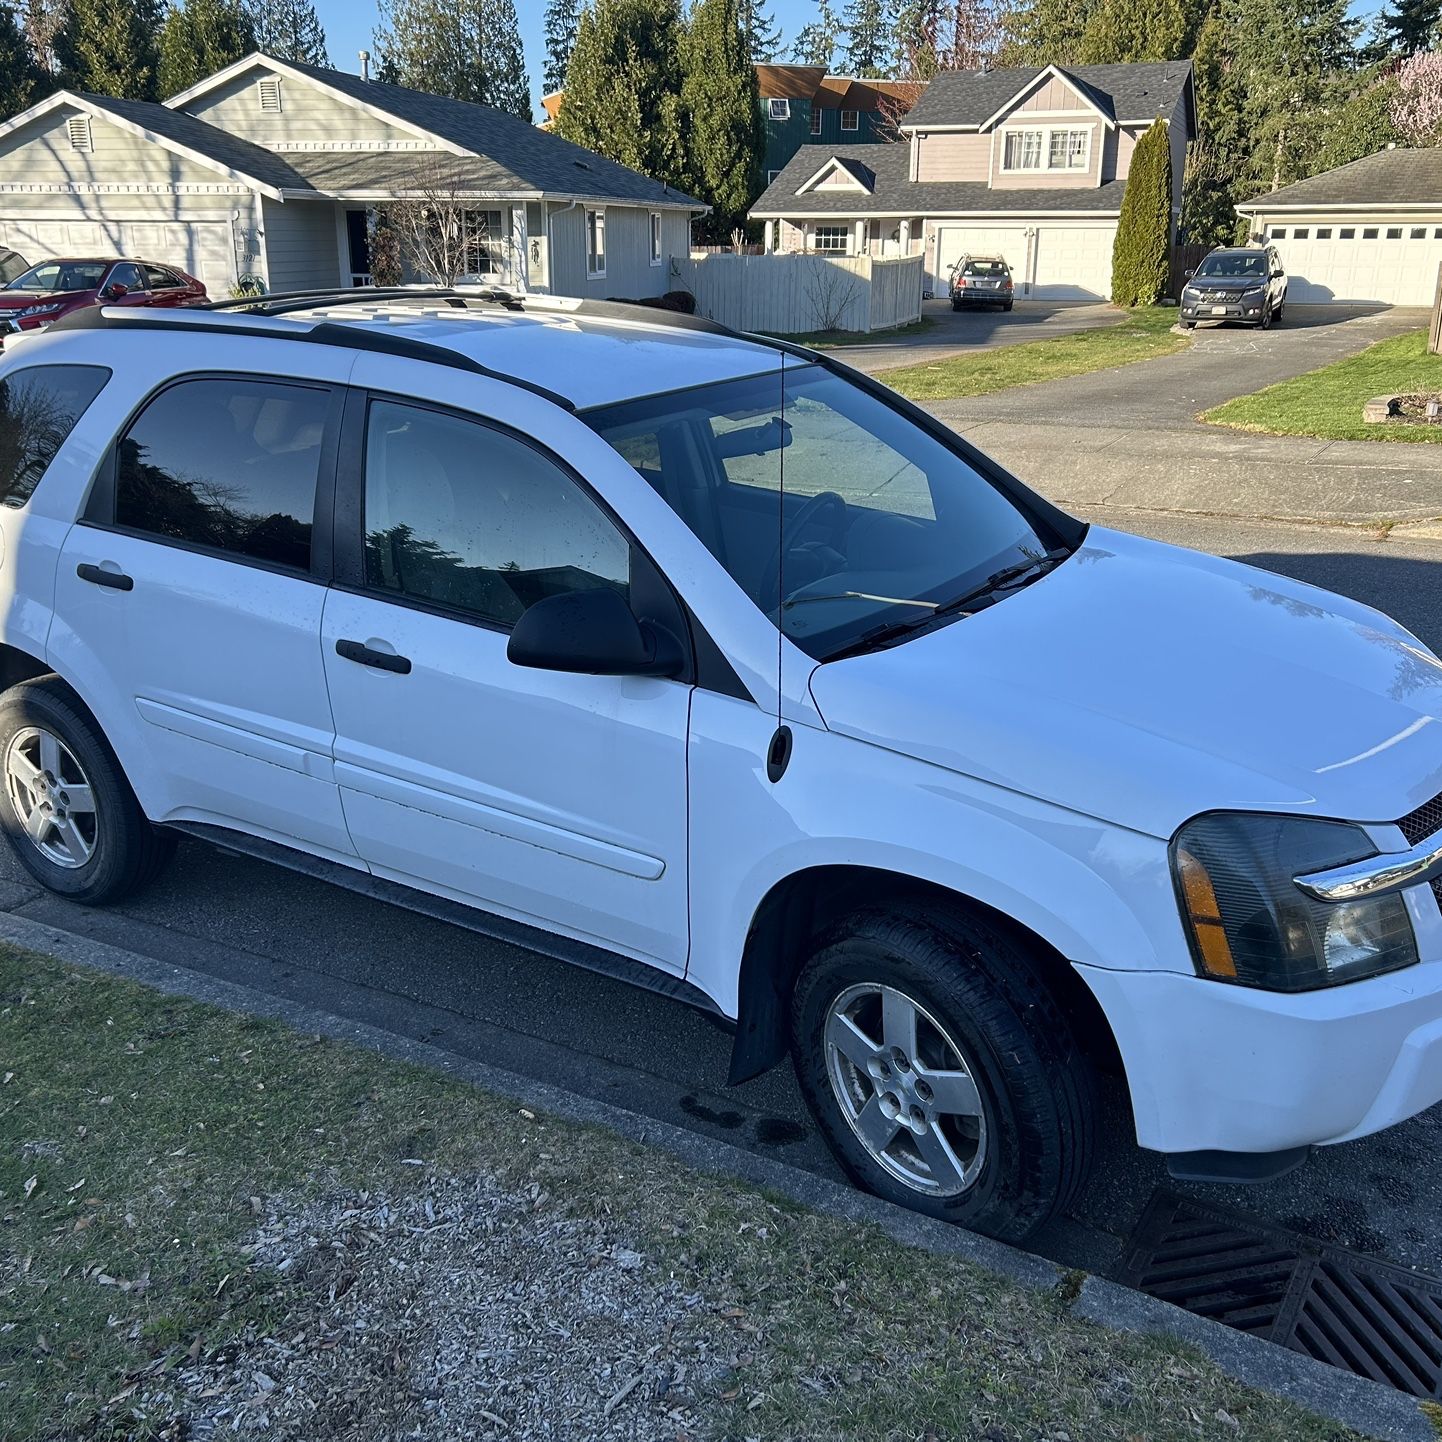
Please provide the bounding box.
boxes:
[834,296,1121,373]
[918,305,1442,526]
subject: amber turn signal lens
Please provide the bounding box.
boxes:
[1176,846,1238,978]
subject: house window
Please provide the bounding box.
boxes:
[841,109,859,131]
[1269,227,1287,239]
[769,98,790,120]
[1412,227,1428,239]
[1339,228,1355,239]
[1002,129,1044,170]
[1048,128,1089,170]
[258,77,282,113]
[768,169,781,183]
[649,211,663,266]
[463,209,505,276]
[1315,227,1332,238]
[1292,227,1309,239]
[810,108,822,135]
[65,115,91,152]
[1386,226,1403,239]
[1362,226,1379,239]
[586,207,606,277]
[812,225,848,252]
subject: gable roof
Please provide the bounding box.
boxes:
[170,53,704,209]
[904,61,1192,131]
[796,155,877,194]
[751,142,1128,217]
[0,89,308,198]
[1237,147,1442,212]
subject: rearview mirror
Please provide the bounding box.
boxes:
[507,587,684,677]
[713,415,792,460]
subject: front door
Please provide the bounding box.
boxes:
[321,392,692,968]
[52,372,353,858]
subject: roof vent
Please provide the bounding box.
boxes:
[572,158,590,170]
[66,114,91,152]
[258,77,282,113]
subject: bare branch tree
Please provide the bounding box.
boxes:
[384,156,509,287]
[803,258,863,331]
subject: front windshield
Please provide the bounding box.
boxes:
[1195,252,1267,279]
[586,363,1060,661]
[7,262,107,293]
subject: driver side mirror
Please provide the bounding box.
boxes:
[1183,268,1194,279]
[507,587,684,678]
[101,282,129,300]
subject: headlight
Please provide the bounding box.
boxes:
[17,301,63,318]
[1172,812,1419,991]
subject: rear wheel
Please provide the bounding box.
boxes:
[0,678,174,904]
[951,299,963,311]
[1273,300,1285,324]
[790,908,1095,1242]
[1002,301,1014,312]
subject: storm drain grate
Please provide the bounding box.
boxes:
[1116,1192,1442,1398]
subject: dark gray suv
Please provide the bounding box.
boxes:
[1179,245,1287,329]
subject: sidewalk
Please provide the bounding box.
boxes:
[949,417,1442,527]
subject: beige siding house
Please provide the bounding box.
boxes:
[752,62,1194,301]
[0,53,705,299]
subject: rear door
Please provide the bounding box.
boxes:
[52,370,354,858]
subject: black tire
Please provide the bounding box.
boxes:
[791,907,1095,1243]
[951,299,963,311]
[1180,320,1196,330]
[1258,304,1271,330]
[0,677,174,904]
[1002,301,1014,312]
[1273,301,1284,324]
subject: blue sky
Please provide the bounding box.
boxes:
[314,0,817,108]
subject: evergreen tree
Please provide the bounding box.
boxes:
[555,0,689,190]
[737,0,781,60]
[1180,6,1237,246]
[1375,0,1440,56]
[1110,117,1170,305]
[373,0,532,120]
[159,0,257,97]
[1077,0,1201,63]
[791,0,841,65]
[998,0,1098,64]
[246,0,329,64]
[682,0,764,228]
[56,0,163,99]
[893,0,945,74]
[841,0,891,75]
[0,4,43,118]
[542,0,580,92]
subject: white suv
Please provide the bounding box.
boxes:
[2,290,1442,1243]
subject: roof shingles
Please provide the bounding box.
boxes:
[1238,148,1442,210]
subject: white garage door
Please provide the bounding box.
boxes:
[0,217,236,294]
[932,222,1116,300]
[1267,221,1442,305]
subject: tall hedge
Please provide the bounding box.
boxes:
[1110,117,1172,306]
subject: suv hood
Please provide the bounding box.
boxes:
[808,528,1442,839]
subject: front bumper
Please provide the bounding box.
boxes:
[1180,294,1266,322]
[1075,955,1442,1156]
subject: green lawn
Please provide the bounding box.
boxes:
[875,305,1187,401]
[765,316,937,348]
[0,945,1365,1442]
[1205,329,1442,442]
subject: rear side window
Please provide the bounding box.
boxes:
[114,377,329,570]
[0,364,109,508]
[144,265,182,290]
[0,252,27,286]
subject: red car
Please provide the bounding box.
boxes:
[0,257,206,341]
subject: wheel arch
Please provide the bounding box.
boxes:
[0,640,53,695]
[728,864,1123,1088]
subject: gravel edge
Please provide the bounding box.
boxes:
[2,909,1430,1442]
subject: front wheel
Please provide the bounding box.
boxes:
[1273,300,1284,324]
[790,909,1095,1242]
[0,677,174,904]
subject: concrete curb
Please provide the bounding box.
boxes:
[3,910,1430,1442]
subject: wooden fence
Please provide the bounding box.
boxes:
[673,253,924,334]
[1169,242,1207,303]
[1430,262,1442,355]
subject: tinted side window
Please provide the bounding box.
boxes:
[0,364,109,508]
[115,378,328,570]
[108,263,145,292]
[0,252,27,286]
[363,399,630,627]
[144,265,182,289]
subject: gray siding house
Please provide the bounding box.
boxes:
[751,61,1194,301]
[0,53,704,298]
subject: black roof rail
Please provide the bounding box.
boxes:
[205,286,526,316]
[42,304,576,411]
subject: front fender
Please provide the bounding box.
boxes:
[685,691,1188,1017]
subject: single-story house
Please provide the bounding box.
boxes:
[751,60,1195,301]
[1236,148,1442,307]
[0,51,705,298]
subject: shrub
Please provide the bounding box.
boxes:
[1111,118,1172,307]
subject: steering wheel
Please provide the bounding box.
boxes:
[760,490,848,606]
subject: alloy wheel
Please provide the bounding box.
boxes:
[4,726,98,869]
[823,982,987,1197]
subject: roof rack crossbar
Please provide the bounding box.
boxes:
[41,305,575,411]
[206,286,526,317]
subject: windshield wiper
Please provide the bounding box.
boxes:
[782,591,937,611]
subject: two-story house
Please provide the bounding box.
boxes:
[758,65,923,183]
[0,52,705,300]
[751,61,1194,301]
